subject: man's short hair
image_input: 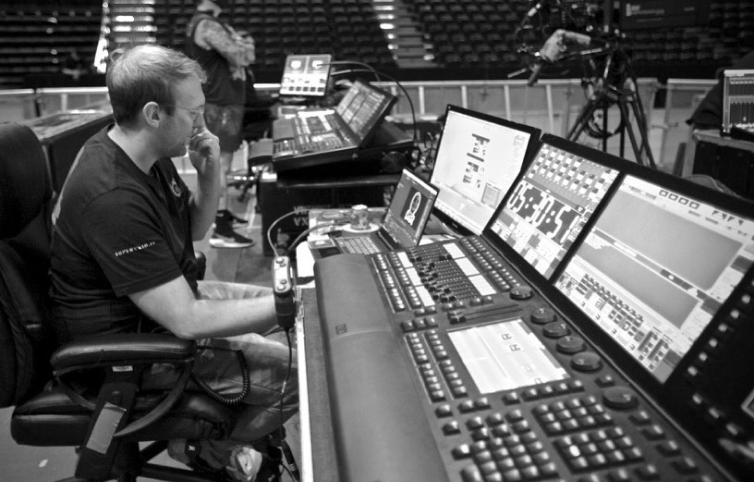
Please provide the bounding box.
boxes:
[106,44,207,127]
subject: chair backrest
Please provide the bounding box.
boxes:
[0,122,57,408]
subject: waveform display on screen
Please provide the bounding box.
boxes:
[555,176,754,382]
[488,143,619,278]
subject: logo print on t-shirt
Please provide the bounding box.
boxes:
[170,177,182,197]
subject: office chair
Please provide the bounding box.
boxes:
[0,122,231,482]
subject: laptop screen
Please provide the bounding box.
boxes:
[430,106,541,236]
[721,69,754,135]
[279,54,332,97]
[382,169,439,248]
[335,80,396,142]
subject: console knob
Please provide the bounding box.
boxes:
[603,386,639,410]
[556,335,586,354]
[543,321,571,339]
[510,286,534,300]
[531,307,556,325]
[571,351,602,372]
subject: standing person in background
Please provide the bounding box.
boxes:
[186,0,257,248]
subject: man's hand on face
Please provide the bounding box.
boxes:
[187,125,221,175]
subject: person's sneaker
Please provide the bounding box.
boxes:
[210,228,255,249]
[217,209,248,227]
[226,445,264,482]
[168,439,264,482]
[210,216,254,248]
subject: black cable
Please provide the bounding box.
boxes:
[267,209,309,258]
[323,60,381,84]
[190,347,250,405]
[277,326,299,481]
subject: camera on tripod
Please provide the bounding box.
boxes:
[513,0,656,168]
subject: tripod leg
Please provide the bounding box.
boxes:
[628,94,657,168]
[618,99,656,168]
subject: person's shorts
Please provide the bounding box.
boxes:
[204,103,245,153]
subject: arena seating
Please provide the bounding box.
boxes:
[0,1,101,88]
[1,0,754,89]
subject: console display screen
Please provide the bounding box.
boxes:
[488,142,619,278]
[555,176,754,382]
[448,319,569,393]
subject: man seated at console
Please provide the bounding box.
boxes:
[48,44,297,482]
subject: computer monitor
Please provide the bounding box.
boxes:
[279,54,332,98]
[335,79,396,141]
[721,69,754,135]
[486,136,620,279]
[429,105,541,236]
[554,174,754,383]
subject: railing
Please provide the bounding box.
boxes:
[0,78,720,171]
[0,89,37,123]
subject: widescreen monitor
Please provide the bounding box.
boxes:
[555,175,754,383]
[429,105,541,236]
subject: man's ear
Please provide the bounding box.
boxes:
[143,101,162,128]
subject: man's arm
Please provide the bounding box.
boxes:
[195,19,252,69]
[129,276,278,339]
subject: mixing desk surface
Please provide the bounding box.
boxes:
[310,134,754,482]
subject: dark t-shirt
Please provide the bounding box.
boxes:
[50,126,198,343]
[185,12,246,106]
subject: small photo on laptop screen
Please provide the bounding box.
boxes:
[280,54,332,97]
[382,169,439,248]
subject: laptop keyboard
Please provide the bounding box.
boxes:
[336,236,381,255]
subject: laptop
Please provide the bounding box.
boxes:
[721,69,754,137]
[308,169,439,259]
[271,79,397,172]
[279,53,332,98]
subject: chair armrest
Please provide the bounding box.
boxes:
[51,333,195,374]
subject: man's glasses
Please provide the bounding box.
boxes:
[165,105,205,124]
